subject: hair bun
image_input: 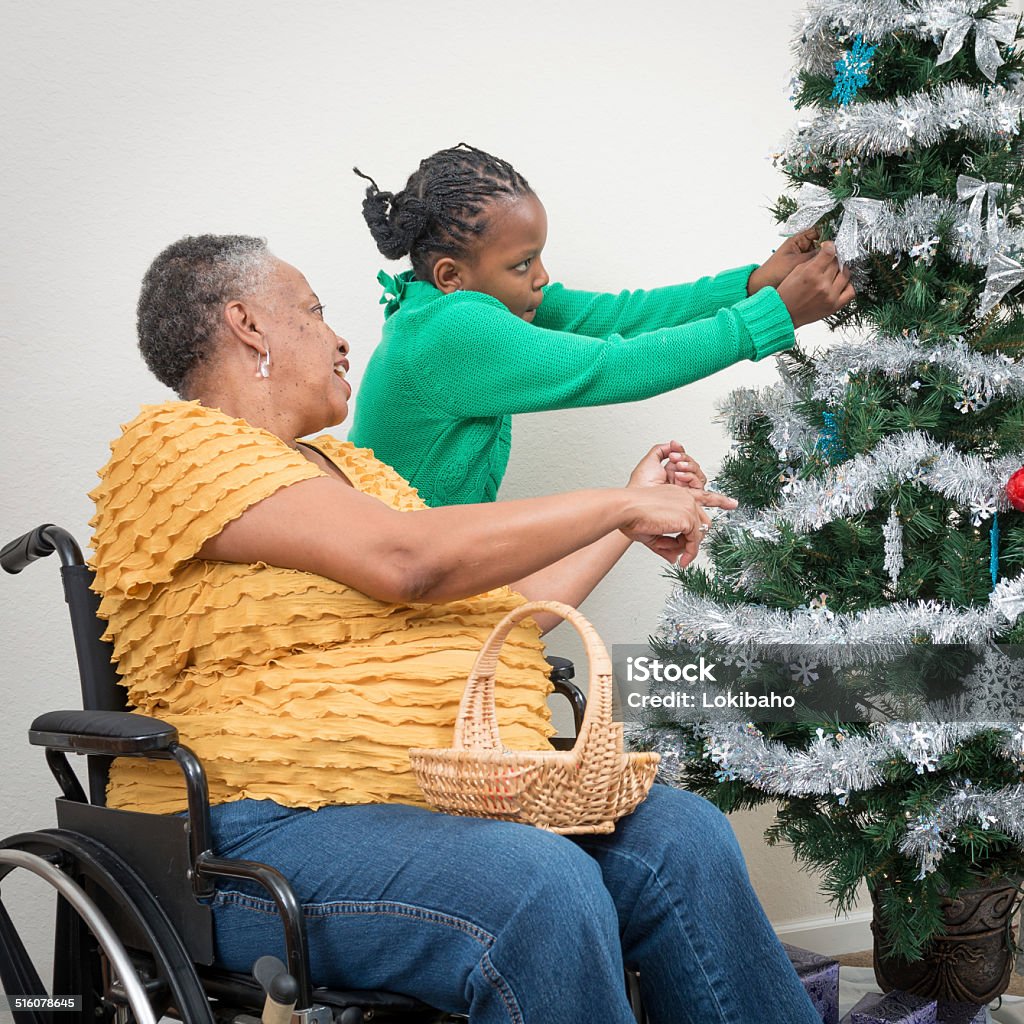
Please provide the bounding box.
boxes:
[354,167,429,261]
[355,147,530,280]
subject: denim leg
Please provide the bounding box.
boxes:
[574,785,821,1024]
[208,799,637,1024]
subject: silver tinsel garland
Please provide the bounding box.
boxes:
[718,431,1023,540]
[661,573,1024,647]
[900,781,1024,876]
[719,366,821,463]
[796,0,1020,82]
[718,336,1024,466]
[643,720,1022,796]
[809,334,1024,403]
[634,719,1024,875]
[783,81,1023,161]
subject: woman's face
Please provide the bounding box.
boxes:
[452,193,550,321]
[256,260,351,433]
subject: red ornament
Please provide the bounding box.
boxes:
[1008,467,1024,512]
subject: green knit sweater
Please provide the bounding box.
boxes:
[349,266,794,506]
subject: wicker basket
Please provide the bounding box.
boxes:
[409,600,660,834]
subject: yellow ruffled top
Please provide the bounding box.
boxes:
[89,401,554,814]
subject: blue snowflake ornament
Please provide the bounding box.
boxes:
[832,35,877,105]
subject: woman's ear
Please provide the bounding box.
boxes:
[223,299,265,356]
[433,257,463,294]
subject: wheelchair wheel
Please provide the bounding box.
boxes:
[0,829,214,1024]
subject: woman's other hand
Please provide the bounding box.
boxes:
[747,227,819,294]
[627,440,707,491]
[775,242,855,328]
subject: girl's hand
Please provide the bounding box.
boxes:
[628,440,708,490]
[748,227,820,294]
[776,242,855,328]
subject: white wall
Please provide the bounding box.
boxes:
[4,0,1019,972]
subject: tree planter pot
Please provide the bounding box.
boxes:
[872,879,1021,1005]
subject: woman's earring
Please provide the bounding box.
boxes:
[257,348,271,378]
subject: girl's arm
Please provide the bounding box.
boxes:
[533,230,824,337]
[533,266,758,337]
[419,244,849,419]
[421,288,792,417]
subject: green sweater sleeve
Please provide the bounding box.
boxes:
[413,286,793,419]
[533,265,758,337]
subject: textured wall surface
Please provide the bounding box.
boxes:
[5,0,1020,974]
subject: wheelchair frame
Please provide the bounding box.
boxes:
[1,523,645,1024]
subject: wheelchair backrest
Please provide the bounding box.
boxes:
[60,562,126,713]
[3,524,127,803]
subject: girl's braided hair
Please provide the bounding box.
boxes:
[354,144,532,281]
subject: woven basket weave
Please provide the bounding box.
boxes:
[409,600,660,834]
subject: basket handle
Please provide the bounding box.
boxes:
[452,600,615,758]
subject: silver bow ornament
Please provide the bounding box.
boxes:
[782,183,837,234]
[991,576,1024,624]
[834,198,885,266]
[783,183,885,264]
[978,251,1024,317]
[935,9,1018,82]
[957,174,1007,254]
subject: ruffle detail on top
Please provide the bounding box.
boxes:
[90,402,321,610]
[92,403,554,814]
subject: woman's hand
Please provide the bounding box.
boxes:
[747,227,820,294]
[620,484,737,568]
[776,242,855,328]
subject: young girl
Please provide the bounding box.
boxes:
[350,143,852,507]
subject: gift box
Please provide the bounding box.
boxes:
[841,991,987,1024]
[783,944,840,1024]
[935,1003,986,1024]
[846,990,937,1024]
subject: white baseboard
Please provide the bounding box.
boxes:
[775,910,874,956]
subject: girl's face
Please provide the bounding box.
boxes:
[435,193,550,320]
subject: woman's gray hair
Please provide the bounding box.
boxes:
[137,234,276,394]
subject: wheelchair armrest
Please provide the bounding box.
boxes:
[29,709,178,755]
[545,655,575,682]
[546,657,585,738]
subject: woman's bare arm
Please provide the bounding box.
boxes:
[198,473,734,604]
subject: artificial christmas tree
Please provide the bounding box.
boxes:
[634,0,1024,1002]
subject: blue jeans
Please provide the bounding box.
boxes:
[208,786,819,1024]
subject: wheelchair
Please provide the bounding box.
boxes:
[0,523,647,1024]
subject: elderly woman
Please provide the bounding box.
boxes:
[89,234,820,1024]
